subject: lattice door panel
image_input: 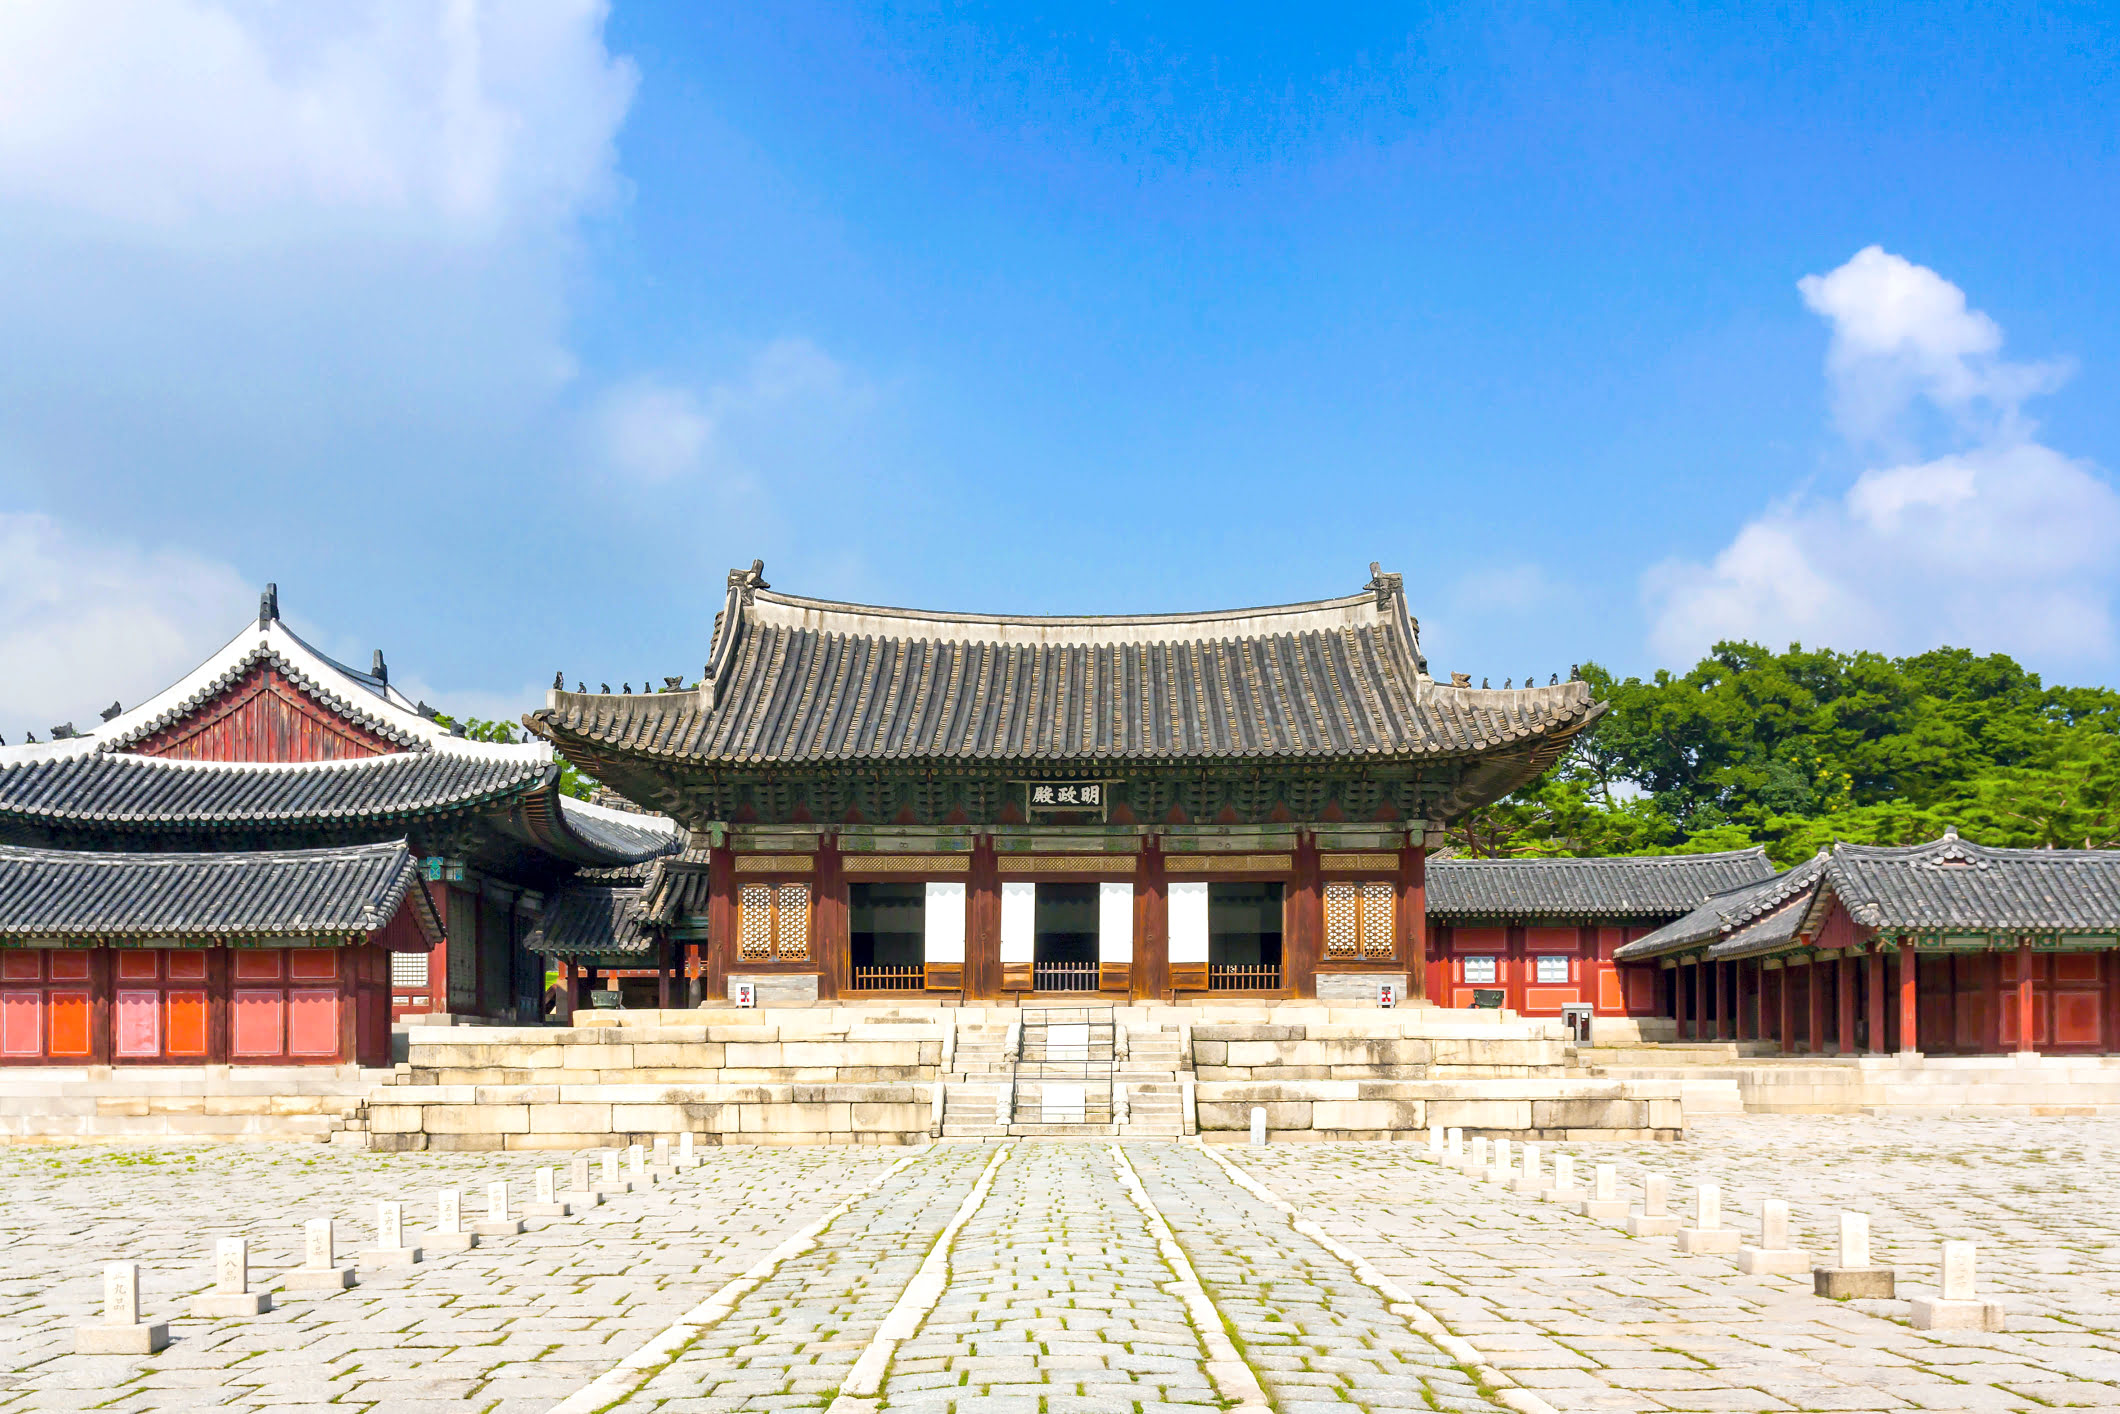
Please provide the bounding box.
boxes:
[739,885,775,960]
[775,884,810,960]
[1325,882,1361,958]
[1361,881,1395,958]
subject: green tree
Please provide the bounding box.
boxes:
[432,715,598,800]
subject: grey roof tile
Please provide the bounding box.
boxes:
[0,840,439,943]
[1427,849,1776,921]
[525,885,653,958]
[528,570,1603,768]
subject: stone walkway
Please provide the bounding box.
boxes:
[0,1118,2116,1412]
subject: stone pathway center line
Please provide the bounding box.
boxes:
[1194,1141,1559,1414]
[1109,1142,1274,1413]
[547,1148,930,1414]
[831,1142,1014,1408]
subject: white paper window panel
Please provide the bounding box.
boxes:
[999,881,1036,962]
[1535,954,1570,984]
[390,952,429,988]
[924,882,966,963]
[1462,955,1498,984]
[1098,882,1134,962]
[1168,882,1209,964]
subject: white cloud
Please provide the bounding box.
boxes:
[592,338,871,485]
[1647,248,2120,670]
[0,512,254,738]
[0,0,634,244]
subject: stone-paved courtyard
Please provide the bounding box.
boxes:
[2,1116,2118,1413]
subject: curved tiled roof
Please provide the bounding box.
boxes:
[524,885,653,958]
[1613,854,1829,961]
[1829,835,2120,932]
[1427,849,1775,921]
[0,839,441,943]
[0,750,551,828]
[527,566,1603,768]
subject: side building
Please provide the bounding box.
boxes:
[0,587,678,1064]
[526,562,1606,1005]
[1615,830,2120,1055]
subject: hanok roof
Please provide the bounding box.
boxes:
[523,885,654,958]
[1613,832,2120,963]
[1613,853,1830,962]
[0,592,681,870]
[0,840,442,945]
[527,563,1604,797]
[1427,849,1776,922]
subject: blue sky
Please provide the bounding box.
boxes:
[1,1,2116,734]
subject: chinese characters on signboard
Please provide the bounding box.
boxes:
[1027,782,1104,809]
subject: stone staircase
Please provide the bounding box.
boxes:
[935,1010,1191,1140]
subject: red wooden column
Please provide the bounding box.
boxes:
[813,835,844,1002]
[1675,961,1692,1040]
[1835,953,1857,1055]
[1289,834,1323,1000]
[1777,962,1794,1050]
[1865,949,1887,1054]
[703,846,736,1005]
[1805,958,1824,1054]
[1401,839,1428,1002]
[966,835,1001,1001]
[1736,961,1754,1040]
[1132,841,1168,1002]
[2016,938,2037,1053]
[1897,946,1919,1053]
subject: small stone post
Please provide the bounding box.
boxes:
[1249,1107,1267,1146]
[1739,1198,1810,1274]
[359,1200,421,1268]
[1427,1123,1444,1157]
[476,1178,525,1237]
[1626,1172,1680,1237]
[1813,1211,1895,1298]
[1910,1240,2006,1330]
[284,1217,356,1292]
[1677,1180,1741,1254]
[1445,1127,1465,1167]
[627,1143,652,1185]
[75,1261,170,1354]
[527,1164,573,1218]
[651,1136,672,1174]
[430,1189,478,1252]
[1547,1152,1585,1204]
[1511,1142,1549,1196]
[678,1131,698,1166]
[1485,1136,1513,1184]
[190,1237,271,1317]
[596,1148,629,1194]
[1578,1163,1627,1221]
[1469,1135,1489,1171]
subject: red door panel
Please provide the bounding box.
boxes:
[166,991,209,1057]
[47,991,90,1057]
[232,990,284,1056]
[1,992,39,1055]
[286,989,338,1056]
[114,990,161,1057]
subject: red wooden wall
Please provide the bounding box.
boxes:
[129,665,397,762]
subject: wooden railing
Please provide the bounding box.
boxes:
[1209,963,1283,991]
[1033,962,1100,992]
[849,965,925,992]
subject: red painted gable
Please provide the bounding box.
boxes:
[128,664,398,762]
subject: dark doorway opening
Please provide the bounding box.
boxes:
[1034,883,1099,991]
[1209,882,1284,990]
[849,883,925,990]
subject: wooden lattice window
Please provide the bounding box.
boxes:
[739,883,811,962]
[1325,881,1395,960]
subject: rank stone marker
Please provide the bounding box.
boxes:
[1426,1122,1444,1158]
[1814,1210,1896,1298]
[430,1188,478,1252]
[627,1143,654,1185]
[1739,1197,1811,1274]
[1250,1106,1267,1146]
[1579,1163,1628,1221]
[283,1218,355,1292]
[476,1179,525,1237]
[526,1165,572,1218]
[564,1154,602,1206]
[1547,1152,1585,1205]
[1511,1141,1549,1196]
[677,1131,699,1168]
[1911,1240,2008,1330]
[1627,1172,1681,1237]
[190,1237,271,1317]
[359,1201,421,1268]
[76,1261,169,1355]
[650,1136,674,1176]
[1486,1136,1514,1184]
[1677,1180,1742,1254]
[1469,1135,1490,1173]
[595,1149,632,1195]
[1445,1127,1466,1168]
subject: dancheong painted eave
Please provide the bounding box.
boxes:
[523,562,1607,772]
